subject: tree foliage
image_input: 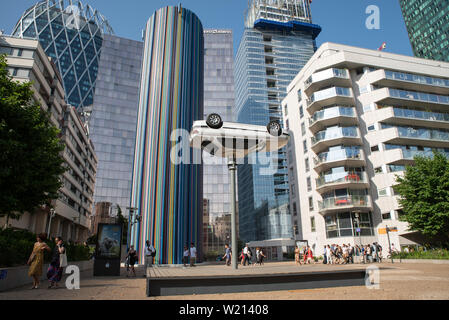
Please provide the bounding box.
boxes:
[395,152,449,246]
[0,54,65,223]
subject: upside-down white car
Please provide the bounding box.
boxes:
[190,113,289,159]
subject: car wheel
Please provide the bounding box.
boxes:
[267,120,282,136]
[206,113,223,129]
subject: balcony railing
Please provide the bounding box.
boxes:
[316,172,367,188]
[314,148,362,166]
[385,70,449,88]
[310,106,355,125]
[305,68,349,89]
[312,127,358,145]
[388,88,449,105]
[392,107,449,123]
[307,87,352,106]
[319,195,370,211]
[396,126,449,142]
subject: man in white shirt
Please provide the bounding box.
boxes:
[189,243,197,267]
[144,240,155,276]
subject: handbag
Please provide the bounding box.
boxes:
[59,252,68,267]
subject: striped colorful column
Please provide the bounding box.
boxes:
[130,6,204,265]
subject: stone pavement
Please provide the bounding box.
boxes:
[1,261,448,300]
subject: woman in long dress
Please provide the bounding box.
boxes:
[28,233,51,289]
[47,237,65,288]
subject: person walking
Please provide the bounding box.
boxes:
[326,245,333,265]
[258,248,266,266]
[223,244,231,266]
[28,233,51,289]
[144,240,155,277]
[183,246,190,267]
[47,236,66,288]
[125,245,137,277]
[294,245,301,266]
[306,246,314,264]
[243,244,250,266]
[189,243,197,267]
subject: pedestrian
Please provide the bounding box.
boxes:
[325,245,332,264]
[144,240,155,277]
[258,248,266,265]
[348,244,354,264]
[183,246,190,267]
[47,236,66,288]
[28,233,51,289]
[125,245,137,277]
[223,244,231,266]
[240,248,245,266]
[243,244,250,266]
[322,246,327,264]
[306,246,314,264]
[377,244,383,263]
[294,245,301,266]
[189,242,197,267]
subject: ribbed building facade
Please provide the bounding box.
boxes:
[234,0,321,243]
[11,0,113,108]
[130,6,204,264]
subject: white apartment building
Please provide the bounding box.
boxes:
[0,35,97,242]
[282,42,449,254]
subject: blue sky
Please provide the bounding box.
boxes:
[1,0,413,57]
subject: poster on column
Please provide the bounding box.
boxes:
[96,223,122,259]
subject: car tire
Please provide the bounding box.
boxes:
[267,120,282,136]
[206,113,223,129]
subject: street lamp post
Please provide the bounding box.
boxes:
[47,208,56,237]
[386,225,394,264]
[126,207,139,249]
[228,158,238,270]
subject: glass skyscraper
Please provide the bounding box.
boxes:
[11,0,113,108]
[130,6,204,264]
[234,0,321,243]
[202,29,235,257]
[89,34,143,213]
[399,0,449,62]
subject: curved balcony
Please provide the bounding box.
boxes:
[314,148,366,173]
[378,125,449,149]
[309,106,358,134]
[370,69,449,95]
[311,127,362,154]
[316,172,369,194]
[304,68,351,95]
[306,87,354,114]
[373,87,449,112]
[318,195,372,216]
[375,106,449,131]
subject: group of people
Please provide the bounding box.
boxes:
[236,244,266,266]
[183,243,197,267]
[294,245,315,265]
[27,233,67,289]
[323,243,383,264]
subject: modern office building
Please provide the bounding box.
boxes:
[399,0,449,63]
[0,35,97,241]
[234,0,321,243]
[89,35,143,213]
[11,0,113,108]
[130,6,204,264]
[282,42,449,253]
[202,29,236,257]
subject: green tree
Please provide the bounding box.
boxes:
[0,54,65,227]
[395,152,449,247]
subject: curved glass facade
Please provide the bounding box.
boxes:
[130,6,204,265]
[12,0,113,108]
